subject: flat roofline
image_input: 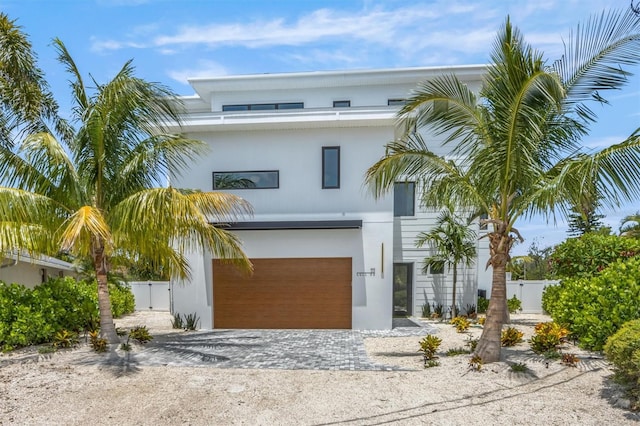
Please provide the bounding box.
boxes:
[214,220,363,230]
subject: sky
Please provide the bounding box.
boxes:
[1,0,639,255]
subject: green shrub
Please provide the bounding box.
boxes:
[450,316,470,333]
[541,284,562,316]
[548,257,640,350]
[477,297,489,314]
[128,325,153,344]
[549,233,640,279]
[418,335,442,366]
[107,281,135,318]
[604,319,640,405]
[507,295,522,313]
[501,327,524,347]
[0,277,135,351]
[530,322,569,354]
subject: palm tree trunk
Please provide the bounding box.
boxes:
[452,265,457,318]
[92,241,119,344]
[475,230,511,363]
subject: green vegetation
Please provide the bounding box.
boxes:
[501,327,524,347]
[365,9,640,362]
[0,277,134,351]
[530,322,569,354]
[418,335,442,367]
[544,257,640,350]
[450,316,471,333]
[417,207,477,318]
[507,295,522,313]
[549,233,640,279]
[477,297,489,314]
[0,17,251,344]
[604,319,640,408]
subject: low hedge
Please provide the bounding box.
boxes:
[0,277,135,351]
[604,319,640,407]
[544,257,640,351]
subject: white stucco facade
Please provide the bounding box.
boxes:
[169,65,491,329]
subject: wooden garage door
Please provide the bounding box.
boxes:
[213,258,351,329]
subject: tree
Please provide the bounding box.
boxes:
[0,38,252,343]
[0,13,70,148]
[366,9,640,362]
[566,186,605,236]
[416,208,476,318]
[620,212,640,237]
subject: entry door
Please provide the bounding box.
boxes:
[393,263,413,316]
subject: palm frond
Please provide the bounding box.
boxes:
[60,206,112,256]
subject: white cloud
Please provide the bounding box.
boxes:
[167,60,229,85]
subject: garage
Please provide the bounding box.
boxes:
[213,257,352,329]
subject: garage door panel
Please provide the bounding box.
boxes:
[213,257,352,329]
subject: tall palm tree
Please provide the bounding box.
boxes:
[416,208,476,318]
[366,9,640,362]
[0,39,252,343]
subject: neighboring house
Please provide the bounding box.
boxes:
[0,252,76,289]
[169,66,492,330]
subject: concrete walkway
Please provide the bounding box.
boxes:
[113,313,437,371]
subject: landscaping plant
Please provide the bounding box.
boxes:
[507,295,522,314]
[544,257,640,350]
[501,327,524,347]
[604,318,640,408]
[418,335,442,367]
[450,316,471,333]
[530,322,569,354]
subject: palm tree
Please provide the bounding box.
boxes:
[366,9,640,362]
[416,208,476,318]
[0,39,252,343]
[0,14,70,147]
[620,212,640,237]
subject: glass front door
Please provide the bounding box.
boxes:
[393,263,413,316]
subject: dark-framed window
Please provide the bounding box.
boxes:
[322,146,340,189]
[393,182,415,216]
[388,98,408,106]
[429,260,445,275]
[213,170,279,189]
[222,102,304,112]
[333,100,351,108]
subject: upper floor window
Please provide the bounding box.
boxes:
[213,170,279,189]
[333,100,351,108]
[322,147,340,189]
[388,98,408,106]
[222,102,304,112]
[393,182,415,216]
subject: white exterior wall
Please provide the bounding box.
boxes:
[0,260,75,289]
[171,65,489,329]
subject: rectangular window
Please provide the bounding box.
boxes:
[393,182,415,216]
[333,100,351,108]
[429,260,445,275]
[388,98,408,106]
[222,102,304,112]
[222,104,249,112]
[322,147,340,189]
[213,171,279,189]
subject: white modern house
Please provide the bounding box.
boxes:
[169,65,492,330]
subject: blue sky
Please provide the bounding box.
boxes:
[2,0,639,254]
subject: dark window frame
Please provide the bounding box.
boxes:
[388,98,408,106]
[213,170,280,190]
[222,102,304,112]
[333,100,351,108]
[393,182,415,216]
[322,146,340,189]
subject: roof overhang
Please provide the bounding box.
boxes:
[214,220,363,230]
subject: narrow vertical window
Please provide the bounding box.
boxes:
[393,182,415,216]
[322,147,340,189]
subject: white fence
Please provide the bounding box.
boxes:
[506,280,559,314]
[128,281,172,311]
